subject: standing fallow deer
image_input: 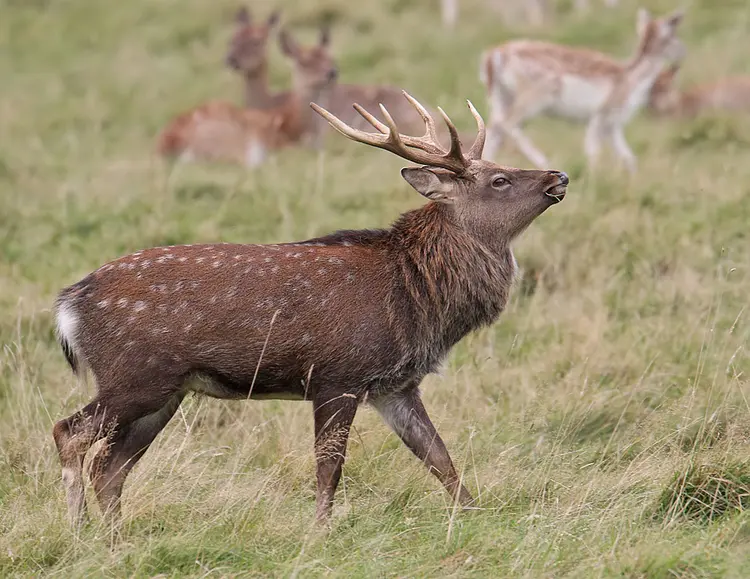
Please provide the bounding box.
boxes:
[158,27,337,166]
[648,62,750,118]
[479,8,685,171]
[53,92,568,528]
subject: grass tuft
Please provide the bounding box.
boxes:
[657,461,750,523]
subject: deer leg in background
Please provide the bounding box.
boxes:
[483,80,512,161]
[584,114,606,170]
[313,390,359,523]
[372,385,473,506]
[526,0,548,26]
[497,84,557,168]
[610,124,637,173]
[89,391,185,526]
[441,0,458,28]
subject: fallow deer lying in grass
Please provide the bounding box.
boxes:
[53,92,568,529]
[225,6,431,136]
[157,27,337,166]
[479,8,685,171]
[648,62,750,118]
[224,6,284,109]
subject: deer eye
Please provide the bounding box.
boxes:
[491,176,509,188]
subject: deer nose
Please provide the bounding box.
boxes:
[328,68,339,82]
[551,171,569,186]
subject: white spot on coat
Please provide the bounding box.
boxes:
[97,300,109,309]
[134,301,147,312]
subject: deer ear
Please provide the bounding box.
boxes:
[319,25,331,47]
[401,167,456,203]
[267,10,281,28]
[278,29,298,57]
[664,9,684,31]
[636,8,651,36]
[235,6,251,25]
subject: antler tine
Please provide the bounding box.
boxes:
[376,103,444,161]
[311,102,390,148]
[402,91,440,144]
[437,106,466,168]
[353,103,388,135]
[466,100,486,160]
[310,101,468,173]
[353,102,445,155]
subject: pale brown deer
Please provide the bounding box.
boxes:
[224,6,284,109]
[224,7,431,136]
[53,93,568,529]
[158,27,337,166]
[480,8,685,172]
[648,62,750,118]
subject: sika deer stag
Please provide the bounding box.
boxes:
[158,27,337,165]
[53,93,568,528]
[480,8,684,171]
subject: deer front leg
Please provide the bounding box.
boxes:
[312,390,359,523]
[372,385,473,506]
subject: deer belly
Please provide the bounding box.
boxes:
[185,367,309,400]
[551,76,610,120]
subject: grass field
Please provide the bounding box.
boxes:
[2,0,750,576]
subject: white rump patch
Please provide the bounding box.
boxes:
[56,302,79,348]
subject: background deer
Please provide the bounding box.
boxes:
[441,0,619,29]
[479,8,685,171]
[158,27,337,165]
[225,6,432,136]
[53,92,568,528]
[648,62,750,118]
[224,7,284,110]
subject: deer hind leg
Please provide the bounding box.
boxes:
[441,0,458,28]
[89,392,185,526]
[53,398,119,528]
[499,84,558,169]
[372,385,473,506]
[610,125,637,173]
[483,79,512,161]
[584,115,607,170]
[312,390,359,523]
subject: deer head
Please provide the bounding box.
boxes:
[311,92,568,248]
[636,8,686,65]
[648,61,683,114]
[225,6,281,75]
[279,27,338,97]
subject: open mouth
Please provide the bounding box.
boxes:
[544,184,567,203]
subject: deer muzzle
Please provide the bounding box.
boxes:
[544,171,568,204]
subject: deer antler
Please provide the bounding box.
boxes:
[310,91,486,174]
